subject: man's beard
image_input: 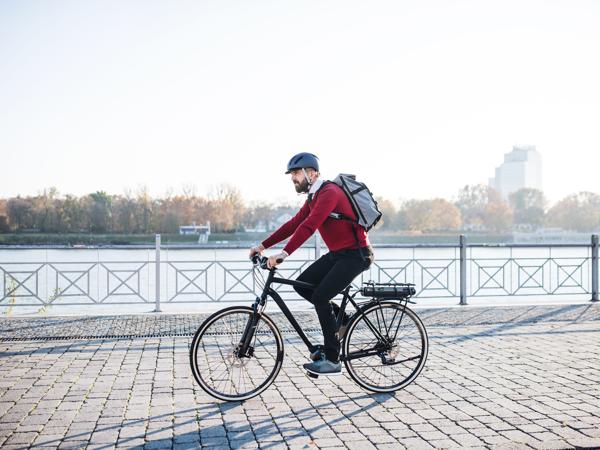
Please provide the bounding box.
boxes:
[294,178,310,193]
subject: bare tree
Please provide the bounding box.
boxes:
[546,192,600,232]
[509,188,547,229]
[455,184,512,232]
[88,191,112,233]
[375,198,397,230]
[7,197,36,231]
[400,199,461,232]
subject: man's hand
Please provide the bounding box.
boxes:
[267,251,288,269]
[249,244,265,259]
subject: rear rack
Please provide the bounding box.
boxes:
[361,281,417,299]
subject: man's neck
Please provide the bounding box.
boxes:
[308,177,323,195]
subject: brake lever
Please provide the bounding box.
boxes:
[259,257,284,270]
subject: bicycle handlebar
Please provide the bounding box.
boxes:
[251,254,283,270]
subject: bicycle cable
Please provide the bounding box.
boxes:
[253,263,267,293]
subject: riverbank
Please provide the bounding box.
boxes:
[0,231,514,246]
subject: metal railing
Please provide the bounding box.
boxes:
[0,234,598,310]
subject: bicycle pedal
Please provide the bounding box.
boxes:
[306,371,319,379]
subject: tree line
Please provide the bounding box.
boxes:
[0,186,246,234]
[377,186,600,233]
[1,185,599,234]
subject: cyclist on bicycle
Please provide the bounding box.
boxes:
[249,152,374,376]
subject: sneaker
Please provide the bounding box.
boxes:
[310,345,324,362]
[303,358,342,376]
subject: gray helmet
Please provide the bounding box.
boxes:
[285,152,319,174]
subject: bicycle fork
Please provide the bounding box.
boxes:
[236,299,263,358]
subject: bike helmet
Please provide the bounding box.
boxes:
[285,152,319,174]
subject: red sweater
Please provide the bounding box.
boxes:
[262,182,369,255]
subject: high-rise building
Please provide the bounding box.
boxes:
[489,145,542,199]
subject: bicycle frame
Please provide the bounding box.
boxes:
[238,265,400,360]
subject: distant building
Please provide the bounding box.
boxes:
[269,213,293,231]
[179,221,211,244]
[513,228,595,244]
[244,223,268,233]
[489,145,542,199]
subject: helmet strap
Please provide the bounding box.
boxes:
[302,168,313,190]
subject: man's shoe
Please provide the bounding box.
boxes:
[310,345,324,362]
[303,358,342,376]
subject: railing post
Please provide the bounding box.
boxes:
[592,234,598,302]
[460,234,467,305]
[154,234,162,312]
[315,232,321,260]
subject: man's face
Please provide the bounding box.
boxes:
[290,169,310,193]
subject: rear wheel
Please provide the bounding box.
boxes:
[343,301,428,392]
[189,306,284,401]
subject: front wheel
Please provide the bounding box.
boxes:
[189,306,284,401]
[343,301,428,393]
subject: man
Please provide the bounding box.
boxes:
[249,152,374,376]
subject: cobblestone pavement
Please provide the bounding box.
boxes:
[0,305,599,449]
[2,304,599,340]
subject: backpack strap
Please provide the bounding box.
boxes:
[307,180,330,204]
[326,196,366,261]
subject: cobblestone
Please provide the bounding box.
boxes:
[0,305,598,448]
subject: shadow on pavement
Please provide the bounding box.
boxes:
[443,304,596,344]
[29,392,393,449]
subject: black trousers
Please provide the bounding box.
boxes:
[294,246,374,362]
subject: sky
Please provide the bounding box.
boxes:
[1,0,599,207]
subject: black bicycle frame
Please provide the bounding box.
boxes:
[238,267,393,358]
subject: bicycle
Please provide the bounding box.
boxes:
[189,255,429,402]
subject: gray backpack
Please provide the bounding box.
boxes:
[327,174,382,231]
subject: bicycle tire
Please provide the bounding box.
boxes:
[189,306,284,402]
[343,301,428,393]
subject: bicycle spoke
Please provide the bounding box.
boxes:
[344,302,428,392]
[191,308,283,401]
[387,307,399,338]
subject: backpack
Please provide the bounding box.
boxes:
[327,174,382,231]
